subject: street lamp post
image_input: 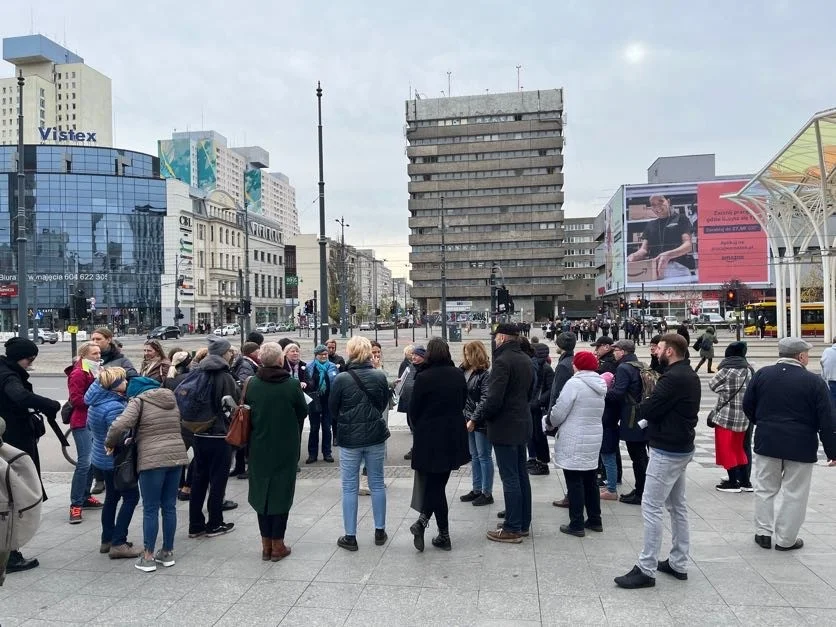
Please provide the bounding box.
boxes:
[316,82,329,344]
[439,196,447,341]
[336,217,349,338]
[373,259,381,343]
[16,70,27,338]
[392,277,398,347]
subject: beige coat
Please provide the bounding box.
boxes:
[105,388,188,472]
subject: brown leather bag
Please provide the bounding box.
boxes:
[225,378,252,448]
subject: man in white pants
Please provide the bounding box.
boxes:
[743,338,836,551]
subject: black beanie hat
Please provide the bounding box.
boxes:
[5,337,39,361]
[725,341,748,358]
[556,332,577,352]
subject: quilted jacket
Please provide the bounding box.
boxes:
[329,361,390,449]
[549,370,606,471]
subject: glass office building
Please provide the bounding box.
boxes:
[0,145,167,332]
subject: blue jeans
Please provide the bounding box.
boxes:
[308,408,332,458]
[493,443,532,533]
[339,442,386,535]
[138,466,181,553]
[469,430,494,496]
[100,467,140,545]
[70,427,92,506]
[601,452,618,493]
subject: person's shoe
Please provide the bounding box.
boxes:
[614,565,656,589]
[99,542,111,554]
[5,551,39,573]
[755,534,772,549]
[69,505,83,524]
[261,537,272,561]
[496,523,529,537]
[597,477,607,487]
[560,524,585,538]
[135,555,157,572]
[403,449,413,460]
[323,455,335,463]
[221,500,238,511]
[236,472,248,480]
[553,497,569,508]
[337,535,358,552]
[82,496,103,509]
[460,490,481,502]
[305,457,316,464]
[154,550,175,567]
[431,531,452,551]
[584,520,604,533]
[528,461,550,476]
[486,529,523,544]
[271,539,291,561]
[188,529,206,539]
[229,468,245,477]
[775,538,804,551]
[600,490,618,501]
[206,522,235,537]
[739,482,754,492]
[177,489,191,501]
[620,489,636,499]
[526,458,537,469]
[410,515,428,552]
[297,466,301,473]
[358,482,371,496]
[109,543,142,559]
[91,480,105,495]
[657,559,688,580]
[619,493,642,505]
[374,529,388,546]
[472,494,494,506]
[715,480,741,493]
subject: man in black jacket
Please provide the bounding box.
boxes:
[592,336,618,375]
[743,337,836,552]
[482,324,534,543]
[615,333,700,589]
[526,342,554,476]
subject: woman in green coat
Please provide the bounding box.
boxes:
[245,342,308,562]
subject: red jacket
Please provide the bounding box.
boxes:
[66,361,95,429]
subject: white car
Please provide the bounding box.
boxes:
[359,322,373,331]
[213,324,239,336]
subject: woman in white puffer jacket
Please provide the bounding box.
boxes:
[546,351,606,537]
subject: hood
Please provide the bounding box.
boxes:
[533,343,550,360]
[135,387,177,410]
[127,376,161,398]
[718,356,750,371]
[196,354,232,372]
[575,370,607,397]
[101,346,124,363]
[84,381,126,408]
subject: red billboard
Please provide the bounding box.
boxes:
[697,181,769,284]
[0,284,18,297]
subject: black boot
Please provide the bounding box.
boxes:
[431,529,452,551]
[410,514,428,552]
[6,550,39,573]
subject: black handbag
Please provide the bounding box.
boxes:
[114,399,143,491]
[29,412,46,439]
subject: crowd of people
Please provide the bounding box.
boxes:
[1,322,836,592]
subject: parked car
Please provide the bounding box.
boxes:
[359,322,373,331]
[256,322,277,333]
[29,328,59,345]
[213,324,239,336]
[147,325,181,340]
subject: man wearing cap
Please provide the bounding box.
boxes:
[607,339,648,505]
[0,337,61,573]
[482,324,534,543]
[592,336,618,375]
[743,337,836,552]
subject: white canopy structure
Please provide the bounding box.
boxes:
[724,108,836,340]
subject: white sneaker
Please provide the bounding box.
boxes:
[154,550,175,567]
[135,556,156,572]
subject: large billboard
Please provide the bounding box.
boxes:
[196,139,217,191]
[622,180,767,289]
[244,167,263,215]
[603,186,624,292]
[158,138,191,184]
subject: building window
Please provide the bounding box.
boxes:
[210,252,215,268]
[199,279,205,296]
[210,226,214,242]
[198,251,204,268]
[254,273,260,297]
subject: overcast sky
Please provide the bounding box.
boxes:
[5,0,836,278]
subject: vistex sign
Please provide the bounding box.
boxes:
[38,127,97,142]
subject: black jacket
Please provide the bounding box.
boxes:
[549,352,574,409]
[531,352,555,413]
[639,359,700,453]
[743,361,836,463]
[329,353,346,373]
[480,340,534,446]
[193,355,241,436]
[0,356,61,454]
[463,367,490,431]
[597,352,618,375]
[606,353,647,442]
[329,361,390,449]
[409,361,470,473]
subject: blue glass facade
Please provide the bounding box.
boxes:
[0,145,167,331]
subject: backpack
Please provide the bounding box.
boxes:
[0,440,43,552]
[700,335,713,352]
[174,369,217,434]
[625,361,659,403]
[60,400,73,425]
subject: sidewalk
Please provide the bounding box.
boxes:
[4,439,836,626]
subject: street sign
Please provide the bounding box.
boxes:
[67,325,79,334]
[0,284,18,297]
[285,275,299,287]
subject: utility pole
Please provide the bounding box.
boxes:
[490,264,498,354]
[242,202,251,337]
[373,260,378,343]
[313,289,318,346]
[173,255,180,329]
[336,216,349,338]
[237,268,245,350]
[16,70,26,338]
[516,65,522,92]
[392,277,398,347]
[316,82,329,343]
[439,196,448,341]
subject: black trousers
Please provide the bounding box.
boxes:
[232,443,248,474]
[694,357,713,372]
[528,408,550,463]
[421,471,451,531]
[728,421,755,485]
[563,469,601,531]
[189,437,232,532]
[257,513,289,539]
[625,441,648,496]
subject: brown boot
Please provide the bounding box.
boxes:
[261,537,272,561]
[271,538,291,562]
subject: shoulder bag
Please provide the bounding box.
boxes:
[114,398,143,491]
[225,377,252,449]
[706,370,751,428]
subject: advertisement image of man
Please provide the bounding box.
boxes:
[627,195,695,280]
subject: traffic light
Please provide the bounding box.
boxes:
[73,289,87,319]
[175,307,184,320]
[350,305,357,315]
[618,298,626,312]
[375,307,381,316]
[726,289,737,308]
[635,298,642,309]
[241,299,252,315]
[497,287,510,312]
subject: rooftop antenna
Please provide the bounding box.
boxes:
[63,17,67,46]
[516,65,522,91]
[447,71,452,97]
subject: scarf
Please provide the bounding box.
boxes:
[717,356,750,371]
[314,359,330,394]
[287,359,300,379]
[776,357,804,369]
